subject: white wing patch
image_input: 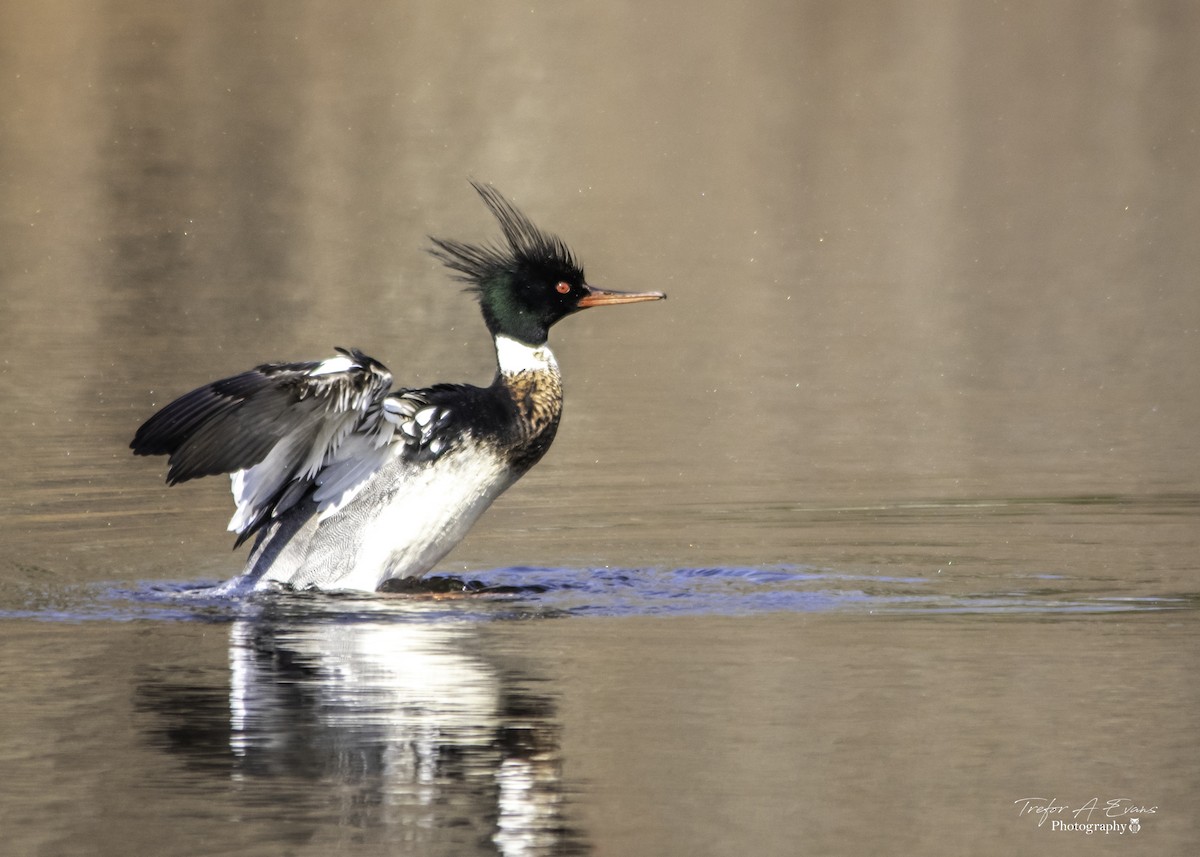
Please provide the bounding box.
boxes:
[204,349,397,540]
[229,434,310,533]
[192,352,461,540]
[307,355,356,377]
[310,396,454,523]
[383,398,453,451]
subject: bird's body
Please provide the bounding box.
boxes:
[131,183,663,593]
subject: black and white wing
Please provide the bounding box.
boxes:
[131,348,454,546]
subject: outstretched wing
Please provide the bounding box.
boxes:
[131,348,455,546]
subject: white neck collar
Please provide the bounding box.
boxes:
[494,335,558,375]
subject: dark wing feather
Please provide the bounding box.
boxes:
[132,367,310,483]
[131,348,396,545]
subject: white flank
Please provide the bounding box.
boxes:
[494,335,558,375]
[259,446,515,593]
[341,449,512,591]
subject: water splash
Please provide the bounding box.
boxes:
[0,565,1185,623]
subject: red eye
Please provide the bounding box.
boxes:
[555,282,571,294]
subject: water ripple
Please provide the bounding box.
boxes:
[0,565,1188,623]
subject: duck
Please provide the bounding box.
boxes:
[130,181,665,593]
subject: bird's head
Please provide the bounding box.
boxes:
[429,181,665,346]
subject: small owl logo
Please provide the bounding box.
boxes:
[1129,817,1141,833]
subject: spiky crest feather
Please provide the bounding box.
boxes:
[428,180,582,290]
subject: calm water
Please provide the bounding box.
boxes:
[2,1,1199,854]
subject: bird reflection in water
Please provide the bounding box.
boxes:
[136,602,588,856]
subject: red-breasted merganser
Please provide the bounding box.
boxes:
[130,182,665,593]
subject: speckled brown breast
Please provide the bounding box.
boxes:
[503,367,563,472]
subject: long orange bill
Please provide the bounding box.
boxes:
[576,286,667,308]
